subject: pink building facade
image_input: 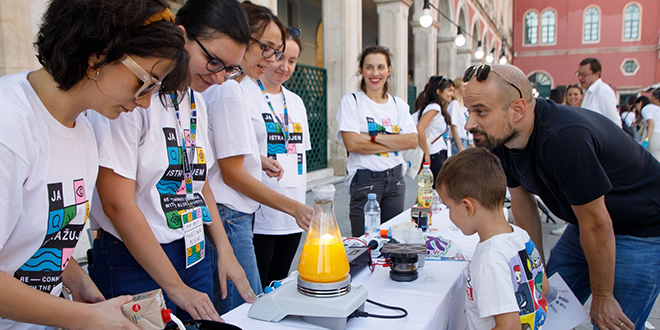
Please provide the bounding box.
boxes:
[512,0,660,101]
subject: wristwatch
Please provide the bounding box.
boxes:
[370,133,376,143]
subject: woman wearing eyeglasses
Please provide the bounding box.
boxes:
[0,0,188,329]
[249,29,310,289]
[337,45,418,237]
[202,1,313,314]
[87,0,257,322]
[414,76,454,188]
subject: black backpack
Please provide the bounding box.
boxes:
[621,112,635,138]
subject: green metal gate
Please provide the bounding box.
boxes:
[283,64,328,171]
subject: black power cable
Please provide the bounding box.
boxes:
[349,299,408,319]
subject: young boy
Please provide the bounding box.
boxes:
[436,148,548,330]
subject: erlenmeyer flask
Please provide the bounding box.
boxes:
[297,184,349,283]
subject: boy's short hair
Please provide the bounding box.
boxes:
[436,148,507,210]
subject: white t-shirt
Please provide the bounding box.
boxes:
[420,103,449,155]
[246,80,311,235]
[0,72,98,330]
[448,100,468,140]
[466,225,547,330]
[203,79,262,214]
[582,78,622,128]
[88,90,214,244]
[337,91,417,187]
[641,103,660,135]
[621,111,636,128]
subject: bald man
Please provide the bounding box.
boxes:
[463,64,660,329]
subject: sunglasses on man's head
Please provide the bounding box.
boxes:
[463,64,523,99]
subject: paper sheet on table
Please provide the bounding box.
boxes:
[424,234,472,261]
[276,153,298,188]
[543,273,589,330]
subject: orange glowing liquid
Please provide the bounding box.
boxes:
[297,237,349,283]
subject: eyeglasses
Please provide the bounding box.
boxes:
[464,64,523,99]
[120,54,161,99]
[287,27,301,37]
[251,37,283,60]
[575,71,593,78]
[194,38,243,79]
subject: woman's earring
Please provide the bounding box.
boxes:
[87,67,100,81]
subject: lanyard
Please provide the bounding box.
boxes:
[169,89,197,201]
[256,79,289,146]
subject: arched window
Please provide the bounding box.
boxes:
[583,7,600,42]
[524,11,538,45]
[528,72,552,98]
[623,4,640,40]
[541,10,556,44]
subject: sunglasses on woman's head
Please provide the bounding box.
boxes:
[120,54,161,99]
[463,64,523,99]
[287,27,301,37]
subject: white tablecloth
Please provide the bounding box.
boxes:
[222,208,479,330]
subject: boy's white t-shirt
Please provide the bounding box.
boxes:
[337,90,417,186]
[88,90,214,244]
[245,79,311,235]
[466,225,547,330]
[448,100,469,140]
[203,80,262,214]
[0,72,98,330]
[420,103,449,155]
[641,103,660,134]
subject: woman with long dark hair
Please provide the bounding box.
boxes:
[88,0,256,322]
[0,0,188,328]
[336,45,417,237]
[414,76,454,186]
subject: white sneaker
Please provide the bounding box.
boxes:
[551,224,567,235]
[646,321,655,330]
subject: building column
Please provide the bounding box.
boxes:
[323,0,362,175]
[0,0,45,76]
[246,0,277,14]
[411,23,438,99]
[374,0,412,101]
[455,48,471,80]
[437,37,456,78]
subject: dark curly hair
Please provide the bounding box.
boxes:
[35,0,189,94]
[414,76,453,125]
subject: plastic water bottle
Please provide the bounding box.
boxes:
[417,163,433,207]
[431,189,441,226]
[364,193,381,239]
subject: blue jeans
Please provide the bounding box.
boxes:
[450,138,470,155]
[89,230,213,321]
[212,204,263,315]
[546,224,660,329]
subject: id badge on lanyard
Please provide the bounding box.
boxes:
[182,206,205,268]
[170,90,205,268]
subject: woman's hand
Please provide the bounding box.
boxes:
[77,296,141,330]
[424,153,431,164]
[292,202,313,231]
[261,156,283,180]
[167,285,222,322]
[216,247,257,304]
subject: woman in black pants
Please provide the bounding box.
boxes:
[415,76,454,187]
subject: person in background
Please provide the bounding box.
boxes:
[652,88,660,106]
[548,88,564,104]
[577,57,622,127]
[203,1,313,314]
[0,0,188,328]
[88,0,256,322]
[250,29,310,288]
[414,76,454,185]
[436,148,548,330]
[619,103,636,134]
[464,63,660,329]
[337,45,417,237]
[448,77,470,154]
[635,96,660,160]
[564,84,583,107]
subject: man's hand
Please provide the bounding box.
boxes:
[590,294,634,329]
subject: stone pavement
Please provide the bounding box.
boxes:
[300,174,659,329]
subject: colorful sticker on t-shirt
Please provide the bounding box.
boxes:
[509,239,547,330]
[157,127,210,229]
[261,112,304,176]
[367,116,400,158]
[14,180,88,295]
